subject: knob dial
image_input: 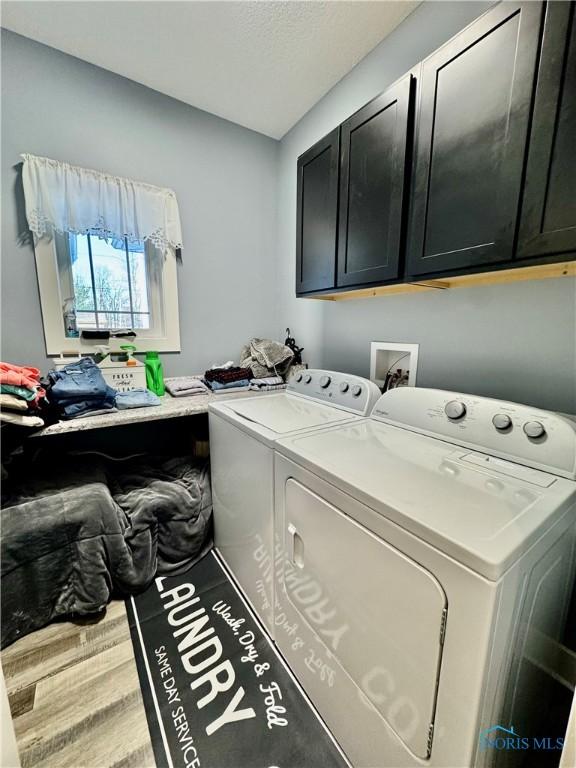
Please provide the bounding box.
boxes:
[319,375,331,389]
[295,373,303,383]
[492,414,512,431]
[304,374,312,384]
[445,400,467,420]
[523,421,546,439]
[339,382,349,394]
[351,384,362,398]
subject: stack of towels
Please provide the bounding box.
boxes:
[0,362,46,428]
[163,361,290,399]
[165,377,210,398]
[249,376,286,392]
[47,358,117,419]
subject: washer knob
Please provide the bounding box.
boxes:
[304,374,312,384]
[339,382,349,394]
[319,375,331,389]
[295,373,303,383]
[523,421,546,439]
[351,384,362,398]
[492,414,512,431]
[445,400,467,420]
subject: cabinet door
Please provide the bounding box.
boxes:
[296,128,339,294]
[337,75,413,287]
[406,2,543,277]
[518,2,576,258]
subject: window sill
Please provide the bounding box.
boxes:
[54,335,181,356]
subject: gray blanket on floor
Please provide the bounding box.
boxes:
[1,455,212,648]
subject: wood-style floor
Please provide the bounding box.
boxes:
[1,601,155,768]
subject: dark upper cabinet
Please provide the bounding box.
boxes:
[518,1,576,259]
[296,128,340,294]
[337,75,413,288]
[406,2,543,277]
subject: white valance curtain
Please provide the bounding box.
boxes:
[21,154,183,255]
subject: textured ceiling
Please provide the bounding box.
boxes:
[1,1,420,138]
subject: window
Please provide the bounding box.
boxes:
[34,233,180,355]
[59,233,153,331]
[21,154,183,355]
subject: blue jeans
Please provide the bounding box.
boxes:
[61,392,117,418]
[115,389,161,410]
[209,379,251,390]
[49,358,111,402]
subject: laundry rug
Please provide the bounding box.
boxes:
[126,550,349,768]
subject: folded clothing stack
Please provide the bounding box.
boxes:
[204,366,252,393]
[249,376,287,392]
[165,377,210,398]
[210,380,251,393]
[47,358,117,419]
[0,362,46,428]
[115,388,161,410]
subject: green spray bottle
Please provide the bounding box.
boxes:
[145,351,165,396]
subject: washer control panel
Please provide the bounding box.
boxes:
[287,369,381,416]
[371,387,576,479]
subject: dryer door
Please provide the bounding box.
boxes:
[281,479,447,759]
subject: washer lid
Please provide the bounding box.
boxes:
[276,421,576,579]
[223,394,354,434]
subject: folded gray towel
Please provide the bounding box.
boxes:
[249,376,284,389]
[165,377,209,397]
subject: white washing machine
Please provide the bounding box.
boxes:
[208,369,381,637]
[273,387,576,767]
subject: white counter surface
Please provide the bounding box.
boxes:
[32,388,257,437]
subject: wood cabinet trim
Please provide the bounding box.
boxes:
[302,261,575,301]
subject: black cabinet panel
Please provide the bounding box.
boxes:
[296,129,339,294]
[518,1,576,258]
[407,2,543,276]
[337,75,413,287]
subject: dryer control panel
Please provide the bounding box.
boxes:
[287,369,380,416]
[371,387,576,479]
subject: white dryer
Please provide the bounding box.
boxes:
[273,387,576,767]
[208,369,380,637]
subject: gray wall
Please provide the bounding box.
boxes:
[276,1,576,413]
[1,29,278,377]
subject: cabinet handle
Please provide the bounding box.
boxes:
[288,523,304,569]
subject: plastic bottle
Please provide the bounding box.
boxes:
[63,298,79,338]
[119,344,138,366]
[145,351,165,396]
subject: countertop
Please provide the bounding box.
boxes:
[31,387,259,437]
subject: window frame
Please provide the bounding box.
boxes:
[34,234,181,355]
